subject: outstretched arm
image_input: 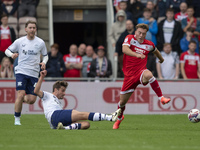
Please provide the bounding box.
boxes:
[34,70,47,98]
[153,49,164,63]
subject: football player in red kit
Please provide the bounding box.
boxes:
[113,23,171,129]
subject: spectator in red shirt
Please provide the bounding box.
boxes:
[181,6,200,37]
[63,44,82,78]
[0,14,16,63]
[174,2,188,22]
[180,40,200,79]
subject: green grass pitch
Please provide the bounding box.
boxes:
[0,114,199,150]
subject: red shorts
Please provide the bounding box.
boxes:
[121,69,148,94]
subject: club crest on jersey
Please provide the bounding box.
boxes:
[34,44,39,48]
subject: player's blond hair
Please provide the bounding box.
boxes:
[53,81,68,92]
[136,23,149,32]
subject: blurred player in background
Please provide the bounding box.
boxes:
[113,23,171,129]
[5,20,48,125]
[34,70,121,130]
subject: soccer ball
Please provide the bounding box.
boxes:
[188,109,200,123]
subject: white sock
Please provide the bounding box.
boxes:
[105,114,112,121]
[92,113,106,121]
[64,123,80,130]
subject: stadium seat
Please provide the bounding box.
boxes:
[18,28,27,37]
[19,16,37,31]
[8,16,18,38]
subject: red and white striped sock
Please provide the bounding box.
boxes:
[149,77,162,98]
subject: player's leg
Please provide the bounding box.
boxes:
[24,75,38,104]
[117,92,132,119]
[113,92,132,129]
[57,121,90,130]
[14,90,26,125]
[24,95,37,104]
[71,109,121,122]
[113,75,136,129]
[142,70,170,104]
[14,74,28,125]
[55,109,121,130]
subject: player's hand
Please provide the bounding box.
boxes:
[40,70,47,77]
[11,53,19,59]
[40,62,46,70]
[149,17,154,22]
[159,58,164,63]
[137,53,145,59]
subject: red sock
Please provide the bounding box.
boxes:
[118,102,125,119]
[149,77,162,97]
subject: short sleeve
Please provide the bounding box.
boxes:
[7,39,19,53]
[122,35,132,47]
[42,91,48,101]
[180,53,185,63]
[197,55,200,64]
[41,41,48,56]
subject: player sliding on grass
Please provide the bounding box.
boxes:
[34,70,121,130]
[113,23,171,129]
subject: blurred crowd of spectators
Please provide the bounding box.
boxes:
[111,0,200,79]
[0,0,200,80]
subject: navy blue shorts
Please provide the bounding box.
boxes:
[51,109,73,129]
[15,73,38,96]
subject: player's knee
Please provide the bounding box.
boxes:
[143,71,153,81]
[81,121,90,129]
[28,100,36,104]
[27,98,36,104]
[25,96,36,104]
[17,92,25,101]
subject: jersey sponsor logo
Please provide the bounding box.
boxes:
[27,50,38,55]
[135,47,145,54]
[22,50,27,55]
[22,49,38,55]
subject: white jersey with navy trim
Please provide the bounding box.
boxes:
[8,36,47,78]
[41,91,63,128]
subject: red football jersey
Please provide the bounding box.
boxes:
[174,12,188,21]
[180,51,200,79]
[63,54,82,77]
[122,35,155,76]
[0,26,12,52]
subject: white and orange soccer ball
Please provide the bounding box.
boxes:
[188,109,200,123]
